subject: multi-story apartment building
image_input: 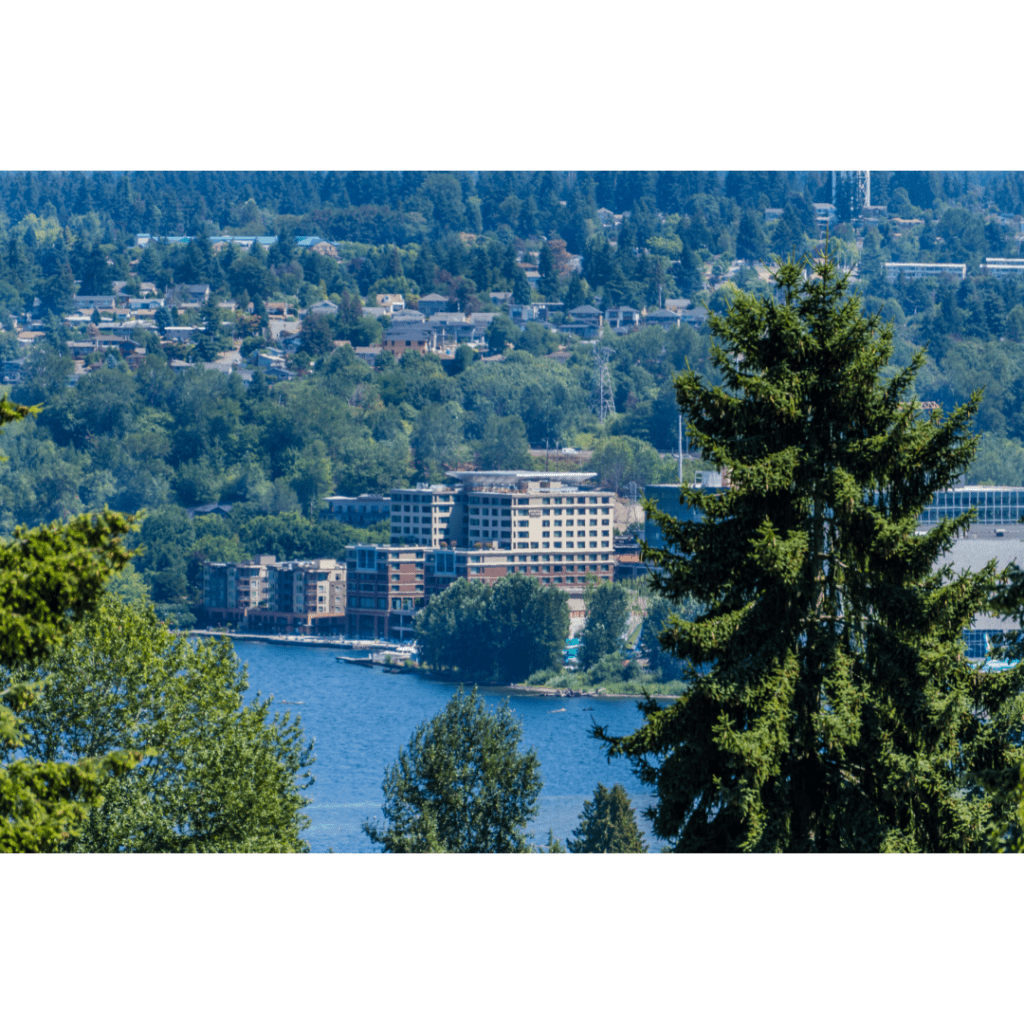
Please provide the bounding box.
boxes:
[389,485,463,546]
[983,257,1024,278]
[918,485,1024,527]
[324,494,391,527]
[345,544,428,642]
[201,557,346,633]
[391,472,617,553]
[346,540,617,641]
[883,262,966,283]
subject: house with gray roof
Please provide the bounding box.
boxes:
[417,293,449,316]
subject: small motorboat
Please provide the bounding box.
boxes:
[547,707,568,714]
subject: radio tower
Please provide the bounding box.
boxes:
[595,346,616,423]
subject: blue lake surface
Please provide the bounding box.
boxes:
[235,640,666,853]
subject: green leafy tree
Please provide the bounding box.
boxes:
[640,592,701,680]
[300,312,335,359]
[597,252,1024,853]
[489,574,570,682]
[14,594,313,852]
[477,414,532,470]
[134,505,196,602]
[567,783,648,853]
[485,314,519,356]
[363,688,542,853]
[0,397,139,852]
[415,575,568,681]
[578,581,630,669]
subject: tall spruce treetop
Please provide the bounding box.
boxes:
[597,252,1024,852]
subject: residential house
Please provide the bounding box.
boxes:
[165,283,211,305]
[306,299,339,317]
[604,306,642,330]
[381,325,439,356]
[74,295,117,311]
[417,292,449,316]
[163,325,200,343]
[644,307,682,327]
[389,308,426,324]
[296,237,339,258]
[563,304,604,338]
[508,302,563,324]
[375,293,405,313]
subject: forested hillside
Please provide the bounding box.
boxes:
[3,170,1024,614]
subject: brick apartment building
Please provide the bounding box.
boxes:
[202,556,346,633]
[201,472,619,639]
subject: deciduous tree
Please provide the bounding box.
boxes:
[14,594,313,852]
[363,688,541,853]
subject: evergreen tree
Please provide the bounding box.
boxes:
[735,210,769,262]
[511,265,532,304]
[564,272,589,309]
[567,783,647,853]
[596,251,1024,852]
[673,243,704,297]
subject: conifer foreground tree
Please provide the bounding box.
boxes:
[567,783,647,853]
[596,252,1024,852]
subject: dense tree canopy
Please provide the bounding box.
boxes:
[14,594,313,852]
[415,575,569,682]
[7,171,1024,625]
[0,398,139,852]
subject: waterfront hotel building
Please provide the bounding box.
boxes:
[200,471,619,641]
[389,471,616,553]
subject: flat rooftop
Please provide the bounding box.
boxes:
[446,471,597,487]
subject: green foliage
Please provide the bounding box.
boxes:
[363,688,542,853]
[485,314,519,355]
[545,829,567,852]
[476,414,533,471]
[13,594,313,852]
[415,575,569,682]
[0,398,139,851]
[639,593,702,680]
[578,581,630,669]
[586,435,667,492]
[567,783,647,853]
[599,251,1024,852]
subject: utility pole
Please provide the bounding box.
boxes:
[678,414,683,485]
[545,437,549,470]
[595,346,616,424]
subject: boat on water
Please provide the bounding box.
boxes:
[548,707,568,714]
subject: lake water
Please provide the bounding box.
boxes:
[236,640,666,853]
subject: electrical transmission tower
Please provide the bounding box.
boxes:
[594,346,616,424]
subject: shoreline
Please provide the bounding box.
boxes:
[192,631,680,700]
